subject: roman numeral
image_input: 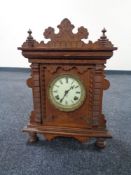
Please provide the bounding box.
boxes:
[55,95,60,100]
[59,80,63,84]
[74,96,79,101]
[53,90,58,93]
[76,91,80,94]
[66,77,68,83]
[65,100,68,105]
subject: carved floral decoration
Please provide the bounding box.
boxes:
[22,18,116,50]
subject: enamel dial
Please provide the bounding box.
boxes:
[49,74,86,111]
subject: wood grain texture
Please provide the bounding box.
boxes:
[18,18,117,148]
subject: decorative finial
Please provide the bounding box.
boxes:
[27,29,33,40]
[96,27,114,47]
[28,29,32,34]
[102,28,107,36]
[24,29,35,47]
[100,28,107,40]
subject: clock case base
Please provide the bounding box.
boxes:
[23,124,112,148]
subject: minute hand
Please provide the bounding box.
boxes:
[60,85,74,103]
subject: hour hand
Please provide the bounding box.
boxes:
[60,90,68,103]
[60,85,74,103]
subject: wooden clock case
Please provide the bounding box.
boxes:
[18,19,117,148]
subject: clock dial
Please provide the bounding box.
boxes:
[49,75,86,111]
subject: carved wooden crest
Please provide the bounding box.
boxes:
[21,18,117,51]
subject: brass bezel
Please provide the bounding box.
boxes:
[48,74,86,112]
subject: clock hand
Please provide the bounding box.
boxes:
[66,85,75,94]
[60,85,74,103]
[60,90,68,103]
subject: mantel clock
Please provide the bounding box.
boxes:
[18,19,117,148]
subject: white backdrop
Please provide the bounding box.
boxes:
[0,0,131,70]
